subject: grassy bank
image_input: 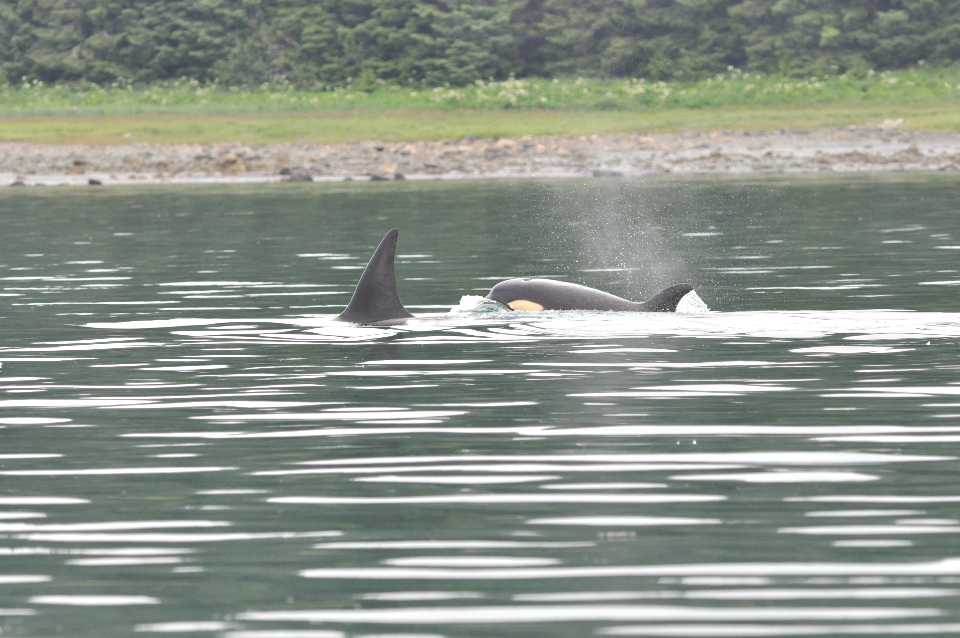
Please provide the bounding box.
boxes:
[5,67,960,114]
[1,67,958,144]
[2,103,959,145]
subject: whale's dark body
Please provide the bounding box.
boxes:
[486,278,694,313]
[335,229,695,324]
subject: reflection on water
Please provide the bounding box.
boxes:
[0,175,960,637]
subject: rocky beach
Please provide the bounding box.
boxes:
[3,121,960,187]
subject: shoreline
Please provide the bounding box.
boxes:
[3,123,960,187]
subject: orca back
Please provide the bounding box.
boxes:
[335,228,414,324]
[486,278,694,313]
[486,278,637,311]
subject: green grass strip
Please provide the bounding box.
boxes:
[2,67,959,144]
[4,67,960,114]
[1,104,958,145]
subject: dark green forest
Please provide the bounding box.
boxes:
[2,0,958,88]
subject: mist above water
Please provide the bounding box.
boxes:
[547,181,692,301]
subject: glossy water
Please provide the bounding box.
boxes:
[1,175,959,638]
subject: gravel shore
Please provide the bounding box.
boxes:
[3,121,960,187]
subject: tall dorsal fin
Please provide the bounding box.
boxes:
[335,229,414,324]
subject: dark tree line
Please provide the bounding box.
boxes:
[1,0,957,87]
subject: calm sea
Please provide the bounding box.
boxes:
[1,174,959,637]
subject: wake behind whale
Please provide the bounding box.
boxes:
[335,229,697,325]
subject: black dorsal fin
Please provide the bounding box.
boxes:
[636,283,695,312]
[335,229,414,324]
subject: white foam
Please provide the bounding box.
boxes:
[237,604,935,623]
[355,474,557,485]
[450,295,505,312]
[672,471,879,484]
[0,417,71,425]
[0,575,51,584]
[358,591,482,601]
[271,494,723,505]
[674,290,709,314]
[66,557,183,566]
[30,595,158,606]
[315,540,592,550]
[136,621,240,632]
[0,497,88,505]
[599,622,960,636]
[528,516,720,526]
[16,531,339,543]
[382,556,560,568]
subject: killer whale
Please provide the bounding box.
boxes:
[335,229,695,324]
[485,278,694,313]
